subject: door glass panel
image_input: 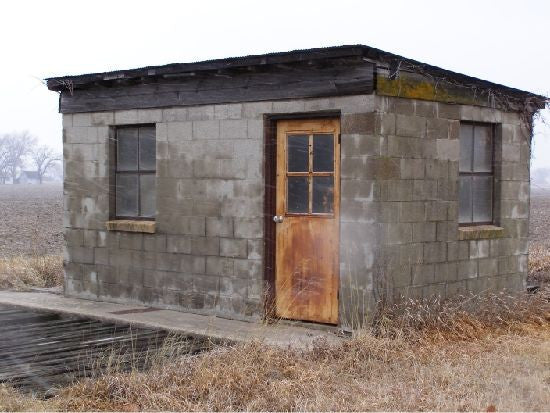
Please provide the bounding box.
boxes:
[313,134,334,172]
[473,125,492,172]
[459,124,473,172]
[459,176,472,223]
[116,174,138,217]
[287,135,309,172]
[139,127,156,171]
[287,176,308,213]
[473,176,492,222]
[140,175,156,217]
[117,128,138,171]
[312,176,334,213]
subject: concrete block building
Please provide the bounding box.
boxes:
[47,45,546,327]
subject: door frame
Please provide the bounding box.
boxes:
[263,110,341,320]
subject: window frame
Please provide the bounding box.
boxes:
[114,124,156,221]
[458,121,495,227]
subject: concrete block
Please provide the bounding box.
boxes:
[470,240,490,259]
[234,259,262,279]
[381,180,413,201]
[399,202,425,222]
[395,115,426,138]
[385,223,412,245]
[220,238,248,258]
[206,256,234,276]
[248,239,263,260]
[436,139,459,161]
[415,100,437,118]
[206,217,233,237]
[187,105,215,121]
[389,97,415,115]
[167,122,193,141]
[273,100,306,113]
[163,107,188,122]
[180,255,206,274]
[342,134,381,157]
[376,113,396,135]
[193,120,220,140]
[426,118,448,140]
[400,243,423,266]
[435,262,458,282]
[437,103,460,120]
[219,159,246,179]
[190,236,220,256]
[413,180,438,201]
[502,144,521,162]
[118,233,143,250]
[478,258,499,277]
[137,109,162,123]
[412,264,434,285]
[341,113,375,134]
[166,235,192,254]
[457,260,478,279]
[143,234,166,252]
[234,218,263,238]
[220,119,248,139]
[242,102,272,119]
[388,136,423,158]
[247,120,264,140]
[214,103,242,120]
[400,158,425,179]
[425,201,448,221]
[234,140,262,160]
[423,242,447,263]
[73,113,92,127]
[446,280,468,297]
[412,222,436,242]
[114,110,138,124]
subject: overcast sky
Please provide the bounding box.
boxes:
[1,0,548,169]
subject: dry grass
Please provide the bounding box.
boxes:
[529,243,550,285]
[1,287,547,412]
[0,254,63,290]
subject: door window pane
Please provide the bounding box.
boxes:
[473,176,492,222]
[473,125,492,172]
[140,175,156,217]
[287,135,309,172]
[117,128,138,171]
[313,134,334,172]
[459,124,473,172]
[116,174,138,217]
[459,176,472,224]
[312,176,334,213]
[287,176,308,213]
[139,127,156,171]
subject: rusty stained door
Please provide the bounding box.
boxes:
[275,118,340,324]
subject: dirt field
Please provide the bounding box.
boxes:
[0,183,63,258]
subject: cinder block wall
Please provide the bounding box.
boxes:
[362,96,530,311]
[62,93,530,325]
[62,95,375,321]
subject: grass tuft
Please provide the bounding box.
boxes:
[0,254,63,290]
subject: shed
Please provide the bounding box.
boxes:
[47,45,547,327]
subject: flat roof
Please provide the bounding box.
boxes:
[46,44,547,106]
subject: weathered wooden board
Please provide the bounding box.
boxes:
[57,61,374,113]
[0,305,205,396]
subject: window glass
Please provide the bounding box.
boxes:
[473,176,492,222]
[139,127,156,171]
[287,135,309,172]
[473,125,492,172]
[459,124,473,172]
[117,128,138,171]
[116,174,138,217]
[140,175,156,217]
[313,134,334,172]
[287,176,308,213]
[312,176,334,213]
[459,176,472,224]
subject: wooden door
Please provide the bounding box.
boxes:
[275,118,340,324]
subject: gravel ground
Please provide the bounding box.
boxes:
[0,183,548,258]
[0,183,63,258]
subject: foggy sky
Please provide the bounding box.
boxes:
[1,0,548,169]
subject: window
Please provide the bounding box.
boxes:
[115,125,156,219]
[458,123,493,225]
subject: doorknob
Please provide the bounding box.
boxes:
[273,215,284,223]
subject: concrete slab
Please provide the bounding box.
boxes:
[0,291,342,348]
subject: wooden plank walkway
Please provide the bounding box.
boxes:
[0,304,203,396]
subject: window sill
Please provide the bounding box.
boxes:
[458,225,504,240]
[106,220,156,234]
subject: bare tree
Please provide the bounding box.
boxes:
[32,145,61,184]
[3,131,37,182]
[0,136,9,184]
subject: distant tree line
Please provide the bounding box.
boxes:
[0,131,61,184]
